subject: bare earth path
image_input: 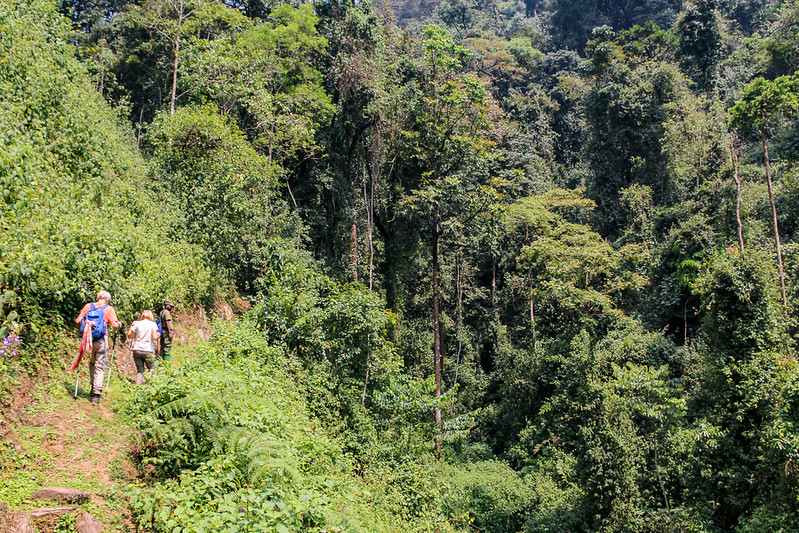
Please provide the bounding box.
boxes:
[0,356,139,532]
[1,309,210,531]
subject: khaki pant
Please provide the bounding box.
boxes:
[88,336,108,396]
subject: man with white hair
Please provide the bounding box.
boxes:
[75,290,122,404]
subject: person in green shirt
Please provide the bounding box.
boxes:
[159,301,174,361]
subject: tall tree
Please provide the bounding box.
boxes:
[583,28,678,237]
[729,74,799,308]
[400,24,496,453]
[676,0,723,93]
[132,0,206,115]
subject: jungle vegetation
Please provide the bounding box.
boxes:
[3,0,799,529]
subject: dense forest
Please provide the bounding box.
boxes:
[2,0,799,529]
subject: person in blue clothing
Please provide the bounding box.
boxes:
[75,291,121,404]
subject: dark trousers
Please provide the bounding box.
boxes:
[160,333,171,360]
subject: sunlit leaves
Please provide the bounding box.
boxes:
[729,74,799,136]
[0,0,212,326]
[149,104,280,286]
[180,4,333,163]
[508,189,646,331]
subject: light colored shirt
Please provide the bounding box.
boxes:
[130,319,158,353]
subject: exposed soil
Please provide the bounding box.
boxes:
[0,303,217,531]
[0,363,139,531]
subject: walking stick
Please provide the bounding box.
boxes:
[105,329,118,391]
[73,366,80,399]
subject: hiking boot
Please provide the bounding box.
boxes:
[91,394,100,405]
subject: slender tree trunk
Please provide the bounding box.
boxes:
[491,254,496,308]
[433,205,442,457]
[170,30,180,116]
[361,367,370,406]
[652,441,675,533]
[529,268,536,352]
[166,0,189,117]
[350,217,358,281]
[763,134,787,308]
[728,133,745,252]
[361,334,370,406]
[364,177,375,291]
[452,251,463,413]
[684,300,688,345]
[136,107,144,150]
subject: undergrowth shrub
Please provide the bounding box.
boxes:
[126,321,410,532]
[0,0,215,395]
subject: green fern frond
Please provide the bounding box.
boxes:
[152,392,226,420]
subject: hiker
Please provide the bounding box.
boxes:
[127,310,159,384]
[75,290,121,404]
[158,301,174,361]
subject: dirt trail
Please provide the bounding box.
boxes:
[0,353,139,532]
[0,305,215,531]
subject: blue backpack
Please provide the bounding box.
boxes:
[80,303,108,339]
[156,312,163,335]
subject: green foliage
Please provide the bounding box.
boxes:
[584,31,683,236]
[676,0,724,92]
[52,513,77,533]
[729,74,799,137]
[438,460,534,532]
[692,247,787,358]
[0,0,212,345]
[149,105,282,287]
[180,4,334,164]
[550,0,681,51]
[127,321,340,530]
[126,319,473,532]
[503,189,646,345]
[11,0,799,529]
[251,240,400,394]
[373,374,443,451]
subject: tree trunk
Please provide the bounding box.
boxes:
[684,300,688,345]
[491,254,496,308]
[361,334,370,407]
[763,134,787,308]
[364,176,375,291]
[652,440,675,533]
[728,133,745,252]
[350,218,358,281]
[453,251,463,407]
[529,269,536,352]
[97,59,104,95]
[136,107,144,150]
[433,205,442,457]
[170,30,180,116]
[375,215,397,311]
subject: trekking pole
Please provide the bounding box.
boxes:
[105,329,117,391]
[73,366,80,399]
